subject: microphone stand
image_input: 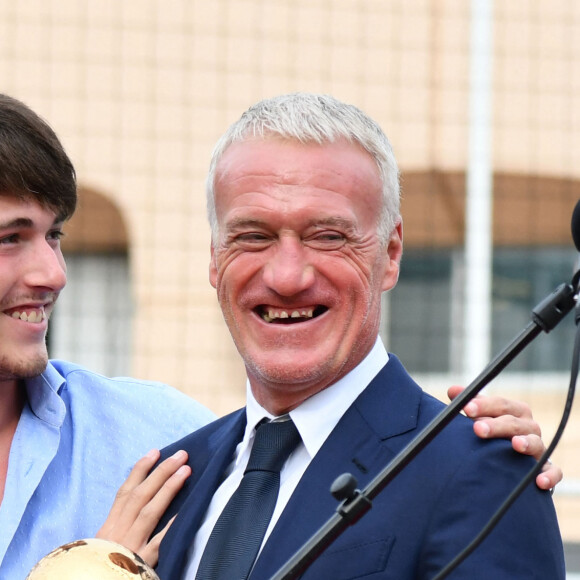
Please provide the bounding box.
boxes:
[270,280,577,580]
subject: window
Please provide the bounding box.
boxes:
[386,247,577,374]
[48,253,132,377]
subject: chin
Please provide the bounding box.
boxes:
[0,351,48,381]
[248,356,333,389]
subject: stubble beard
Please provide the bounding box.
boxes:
[0,350,48,382]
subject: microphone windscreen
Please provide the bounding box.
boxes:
[572,200,580,252]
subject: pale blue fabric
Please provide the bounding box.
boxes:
[0,359,216,580]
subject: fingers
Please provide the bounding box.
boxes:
[96,449,191,560]
[449,385,534,421]
[139,515,177,567]
[447,385,541,439]
[465,396,534,423]
[511,433,545,460]
[100,449,162,532]
[471,414,540,440]
[446,385,465,402]
[537,459,563,491]
[511,434,563,490]
[447,385,563,491]
[115,450,190,529]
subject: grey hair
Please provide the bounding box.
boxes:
[206,92,400,245]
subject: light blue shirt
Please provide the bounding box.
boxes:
[0,360,216,580]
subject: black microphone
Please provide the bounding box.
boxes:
[570,200,580,324]
[572,199,580,252]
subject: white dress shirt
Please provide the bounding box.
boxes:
[183,337,389,579]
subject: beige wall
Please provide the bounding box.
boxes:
[1,0,579,543]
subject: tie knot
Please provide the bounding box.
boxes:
[245,418,301,474]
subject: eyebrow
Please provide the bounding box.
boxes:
[308,216,356,230]
[0,216,62,230]
[0,217,34,230]
[226,216,356,231]
[226,217,266,231]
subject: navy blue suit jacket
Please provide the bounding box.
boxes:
[155,355,565,579]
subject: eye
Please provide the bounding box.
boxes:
[0,233,19,245]
[238,232,268,241]
[233,232,273,249]
[306,231,346,250]
[47,229,65,242]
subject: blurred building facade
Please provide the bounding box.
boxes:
[1,0,579,555]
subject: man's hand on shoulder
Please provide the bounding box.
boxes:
[447,385,562,491]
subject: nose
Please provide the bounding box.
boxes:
[23,241,67,292]
[262,237,315,296]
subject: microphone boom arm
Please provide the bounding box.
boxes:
[270,281,577,580]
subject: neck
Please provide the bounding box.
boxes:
[0,378,25,503]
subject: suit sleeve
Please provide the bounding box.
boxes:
[416,441,566,579]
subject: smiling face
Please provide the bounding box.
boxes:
[210,138,402,414]
[0,195,67,383]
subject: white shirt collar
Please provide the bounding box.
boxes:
[241,337,388,465]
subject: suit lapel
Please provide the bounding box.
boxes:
[250,356,422,579]
[158,355,421,580]
[157,410,247,580]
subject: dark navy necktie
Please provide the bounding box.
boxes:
[195,417,301,580]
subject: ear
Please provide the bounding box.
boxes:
[381,218,403,292]
[209,244,218,288]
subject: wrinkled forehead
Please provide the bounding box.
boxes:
[212,138,384,238]
[214,137,381,192]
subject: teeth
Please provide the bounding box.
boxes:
[29,311,41,323]
[262,308,314,323]
[10,309,46,323]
